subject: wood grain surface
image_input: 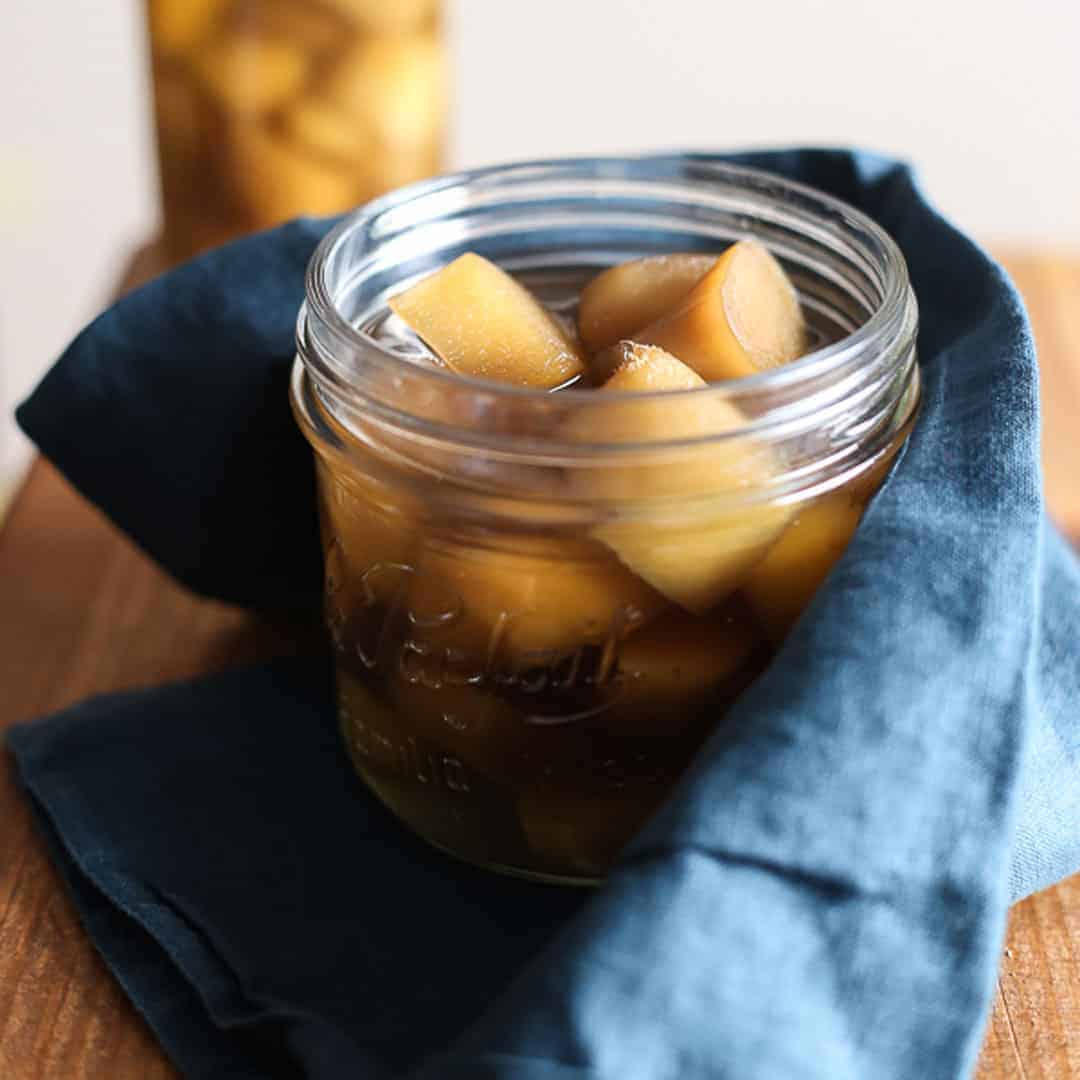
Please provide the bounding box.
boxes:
[0,253,1077,1079]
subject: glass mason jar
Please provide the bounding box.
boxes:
[291,156,920,885]
[145,0,446,264]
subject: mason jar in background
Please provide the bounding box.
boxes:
[145,0,446,264]
[290,157,920,884]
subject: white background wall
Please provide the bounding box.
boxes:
[2,0,1079,495]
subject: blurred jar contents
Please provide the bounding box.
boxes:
[146,0,446,263]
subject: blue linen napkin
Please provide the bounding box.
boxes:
[9,149,1080,1079]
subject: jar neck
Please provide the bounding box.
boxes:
[292,337,918,517]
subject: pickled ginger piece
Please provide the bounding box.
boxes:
[283,97,371,164]
[743,493,864,641]
[564,343,791,613]
[193,33,308,114]
[407,534,666,663]
[321,35,445,147]
[638,239,807,381]
[577,253,718,354]
[316,462,419,605]
[616,600,762,708]
[227,124,358,229]
[389,253,586,388]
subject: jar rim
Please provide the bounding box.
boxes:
[301,153,914,410]
[295,153,919,507]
